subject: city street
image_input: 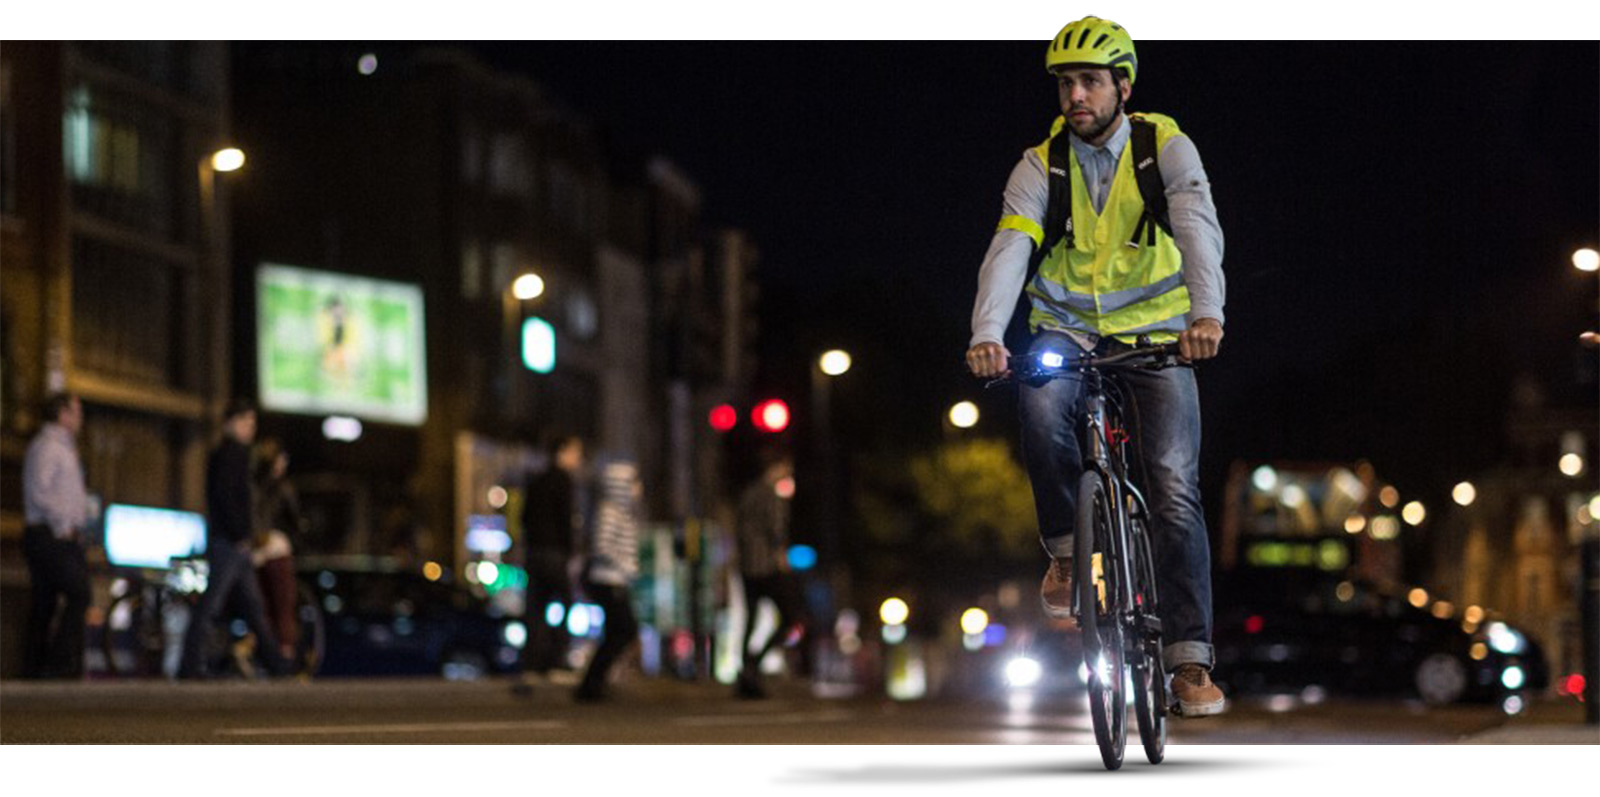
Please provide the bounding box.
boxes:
[0,675,1574,744]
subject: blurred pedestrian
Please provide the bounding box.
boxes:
[252,437,303,668]
[732,450,804,699]
[573,458,642,703]
[21,393,92,679]
[518,435,584,685]
[178,399,291,679]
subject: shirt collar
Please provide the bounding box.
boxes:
[1068,112,1131,163]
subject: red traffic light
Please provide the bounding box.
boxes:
[709,404,738,432]
[752,399,790,433]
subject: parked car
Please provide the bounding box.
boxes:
[1212,570,1548,709]
[297,556,525,679]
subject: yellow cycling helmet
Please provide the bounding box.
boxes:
[1046,16,1137,85]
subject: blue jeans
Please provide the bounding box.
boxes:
[1018,331,1215,672]
[179,539,289,678]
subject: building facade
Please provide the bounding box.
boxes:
[1,41,236,676]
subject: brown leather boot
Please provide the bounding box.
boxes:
[1040,557,1075,623]
[1171,664,1227,717]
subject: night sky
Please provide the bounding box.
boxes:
[460,41,1599,512]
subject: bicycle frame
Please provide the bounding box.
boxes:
[1077,367,1151,652]
[989,342,1182,769]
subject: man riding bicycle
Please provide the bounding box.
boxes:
[965,16,1227,717]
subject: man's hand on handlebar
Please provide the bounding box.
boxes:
[1178,318,1224,362]
[966,341,1012,378]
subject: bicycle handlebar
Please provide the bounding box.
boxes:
[986,343,1191,388]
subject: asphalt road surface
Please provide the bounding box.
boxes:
[0,675,1518,744]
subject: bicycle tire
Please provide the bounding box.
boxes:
[1130,514,1167,765]
[1076,471,1126,771]
[102,591,158,677]
[293,581,326,676]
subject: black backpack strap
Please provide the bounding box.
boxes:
[1028,125,1075,287]
[1128,117,1171,248]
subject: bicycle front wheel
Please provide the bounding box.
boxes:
[1075,471,1126,771]
[1131,513,1167,765]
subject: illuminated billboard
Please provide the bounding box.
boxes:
[257,263,428,425]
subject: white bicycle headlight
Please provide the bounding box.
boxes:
[1040,352,1066,369]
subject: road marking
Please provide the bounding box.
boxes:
[672,709,856,727]
[215,720,568,737]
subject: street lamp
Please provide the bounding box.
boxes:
[1575,247,1600,273]
[813,349,851,612]
[1571,245,1600,723]
[200,147,244,419]
[1452,481,1477,507]
[512,272,545,300]
[210,147,246,173]
[819,349,852,377]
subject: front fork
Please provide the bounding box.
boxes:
[1083,393,1144,650]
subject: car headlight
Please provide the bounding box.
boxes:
[503,621,528,649]
[1486,622,1526,655]
[1005,656,1043,688]
[1501,665,1526,690]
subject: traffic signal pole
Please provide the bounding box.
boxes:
[1583,535,1599,723]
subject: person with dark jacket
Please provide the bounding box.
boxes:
[518,435,584,679]
[178,400,290,679]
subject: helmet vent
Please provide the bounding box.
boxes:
[1093,34,1110,49]
[1077,28,1093,49]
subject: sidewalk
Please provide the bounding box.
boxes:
[1457,697,1598,744]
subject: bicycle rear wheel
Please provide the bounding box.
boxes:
[1130,514,1167,765]
[1075,472,1125,771]
[103,591,160,677]
[293,581,326,676]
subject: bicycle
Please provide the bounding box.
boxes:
[986,340,1188,770]
[103,555,325,679]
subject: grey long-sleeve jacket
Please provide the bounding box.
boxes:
[970,113,1225,351]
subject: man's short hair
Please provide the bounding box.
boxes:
[223,397,256,421]
[40,392,77,424]
[545,434,583,457]
[757,443,792,470]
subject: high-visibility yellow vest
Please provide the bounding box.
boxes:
[1001,112,1190,342]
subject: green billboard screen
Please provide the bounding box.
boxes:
[256,263,428,425]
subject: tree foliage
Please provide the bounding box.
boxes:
[907,437,1037,553]
[855,437,1036,561]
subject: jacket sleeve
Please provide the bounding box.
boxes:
[1159,135,1226,326]
[970,151,1048,348]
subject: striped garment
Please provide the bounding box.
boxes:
[584,460,641,587]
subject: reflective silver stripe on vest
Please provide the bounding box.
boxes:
[1031,302,1190,337]
[1028,270,1187,315]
